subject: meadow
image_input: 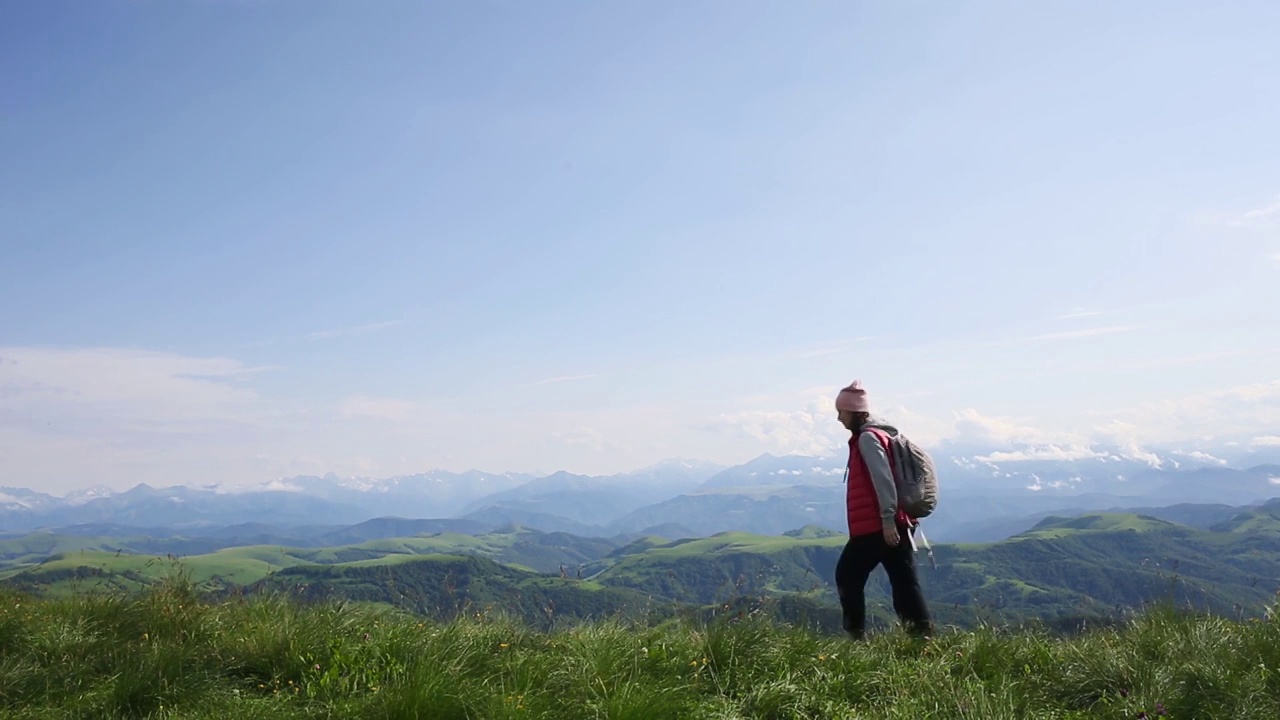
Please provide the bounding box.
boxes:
[1,576,1277,719]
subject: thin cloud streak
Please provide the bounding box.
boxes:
[532,374,601,386]
[244,320,404,347]
[1055,310,1104,320]
[307,320,404,340]
[1033,325,1142,341]
[1242,195,1280,220]
[1214,193,1280,228]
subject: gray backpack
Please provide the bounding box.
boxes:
[867,428,939,518]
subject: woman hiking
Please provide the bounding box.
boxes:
[833,380,934,639]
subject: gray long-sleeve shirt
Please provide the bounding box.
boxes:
[858,428,899,530]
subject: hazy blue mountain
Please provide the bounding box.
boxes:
[316,517,491,545]
[698,454,844,490]
[609,485,843,536]
[0,483,367,532]
[0,487,61,513]
[461,506,607,537]
[2,442,1275,541]
[458,460,723,526]
[259,469,534,517]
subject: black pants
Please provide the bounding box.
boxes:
[834,524,932,638]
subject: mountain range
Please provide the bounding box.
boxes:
[4,441,1279,545]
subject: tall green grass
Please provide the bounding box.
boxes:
[1,576,1277,719]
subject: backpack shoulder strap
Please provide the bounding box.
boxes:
[856,427,896,472]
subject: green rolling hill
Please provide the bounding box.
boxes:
[243,554,672,627]
[0,525,626,583]
[4,506,1280,632]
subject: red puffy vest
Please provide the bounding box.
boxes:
[845,428,912,537]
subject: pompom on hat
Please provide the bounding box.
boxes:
[835,380,871,413]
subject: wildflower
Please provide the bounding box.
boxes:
[817,655,827,661]
[500,643,509,649]
[1156,702,1167,716]
[1120,689,1129,698]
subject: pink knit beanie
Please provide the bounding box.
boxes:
[835,380,870,413]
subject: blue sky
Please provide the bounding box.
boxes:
[3,1,1279,493]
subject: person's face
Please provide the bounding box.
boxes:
[838,410,858,431]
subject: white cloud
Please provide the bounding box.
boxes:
[0,346,262,429]
[0,347,282,492]
[983,445,1105,461]
[709,389,951,459]
[956,382,1280,470]
[978,446,1106,464]
[952,408,1080,446]
[713,403,844,458]
[1020,474,1081,491]
[1090,421,1165,467]
[5,341,1280,495]
[1101,381,1280,443]
[1174,450,1228,465]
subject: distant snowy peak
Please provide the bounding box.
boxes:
[277,469,530,491]
[699,453,845,490]
[62,486,118,504]
[0,487,60,512]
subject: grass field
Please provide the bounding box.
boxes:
[1,577,1277,719]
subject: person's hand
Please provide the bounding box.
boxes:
[883,524,900,547]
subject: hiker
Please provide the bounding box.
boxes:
[833,380,934,639]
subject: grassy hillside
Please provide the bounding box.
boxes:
[6,511,1280,633]
[585,514,1280,627]
[1017,512,1182,536]
[1,579,1277,719]
[1210,497,1280,534]
[0,551,286,597]
[246,554,673,629]
[0,527,627,595]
